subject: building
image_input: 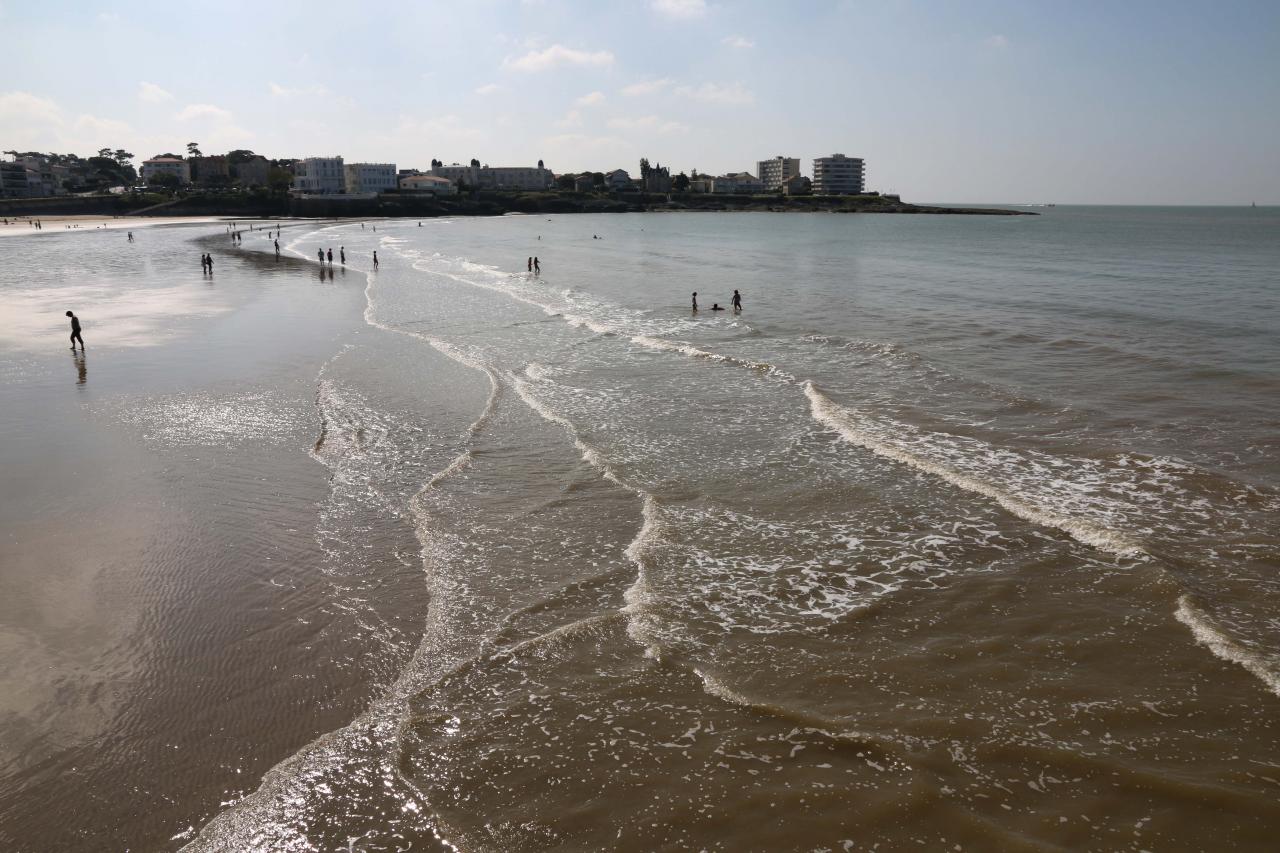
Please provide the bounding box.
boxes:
[779,174,812,196]
[189,155,231,187]
[141,156,191,185]
[1,161,30,197]
[812,154,865,195]
[572,173,597,192]
[430,163,553,191]
[640,159,671,192]
[232,155,270,188]
[399,174,457,195]
[292,156,345,194]
[709,172,764,194]
[605,169,633,191]
[344,162,398,194]
[757,156,801,191]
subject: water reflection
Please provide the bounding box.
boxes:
[72,350,86,386]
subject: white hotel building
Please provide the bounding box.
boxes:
[292,156,345,194]
[812,154,865,195]
[431,163,554,191]
[343,162,398,194]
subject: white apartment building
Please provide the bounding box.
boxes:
[430,163,554,191]
[344,162,397,194]
[292,156,345,194]
[141,156,191,184]
[757,156,801,191]
[812,154,865,195]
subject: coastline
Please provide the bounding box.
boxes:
[0,191,1034,222]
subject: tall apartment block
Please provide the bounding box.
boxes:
[757,156,801,191]
[812,154,865,195]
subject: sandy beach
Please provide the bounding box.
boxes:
[0,214,238,238]
[2,210,1279,851]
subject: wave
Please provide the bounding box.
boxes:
[1175,595,1280,697]
[802,381,1148,559]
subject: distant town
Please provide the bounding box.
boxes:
[2,146,881,201]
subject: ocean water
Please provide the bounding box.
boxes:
[1,207,1278,851]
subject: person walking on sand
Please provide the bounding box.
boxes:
[731,289,742,311]
[127,231,134,242]
[373,251,379,270]
[340,247,345,265]
[692,291,698,311]
[66,311,84,350]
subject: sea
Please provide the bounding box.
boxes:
[0,205,1277,851]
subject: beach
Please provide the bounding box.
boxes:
[1,208,1279,851]
[0,214,233,238]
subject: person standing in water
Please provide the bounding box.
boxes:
[373,251,379,269]
[327,248,333,264]
[533,256,540,275]
[692,291,698,311]
[317,248,324,264]
[127,231,134,242]
[340,247,346,265]
[527,257,532,273]
[731,289,742,311]
[66,311,84,350]
[274,239,280,257]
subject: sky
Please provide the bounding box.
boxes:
[1,0,1277,203]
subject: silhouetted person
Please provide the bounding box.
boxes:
[340,247,346,265]
[207,254,213,273]
[731,289,742,311]
[317,248,324,264]
[527,257,532,272]
[274,239,280,257]
[710,303,725,311]
[692,291,698,311]
[66,311,84,349]
[327,248,333,264]
[373,251,379,269]
[533,256,540,274]
[127,231,134,242]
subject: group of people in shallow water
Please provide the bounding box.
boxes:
[526,256,541,275]
[691,289,742,313]
[200,253,214,273]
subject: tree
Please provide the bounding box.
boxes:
[591,172,605,188]
[98,148,112,158]
[470,158,480,168]
[187,142,202,157]
[673,172,690,191]
[639,157,650,176]
[556,173,576,190]
[149,172,181,190]
[431,158,442,169]
[228,149,256,164]
[113,149,134,166]
[267,166,292,193]
[537,159,544,169]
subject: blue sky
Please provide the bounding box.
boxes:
[1,0,1277,203]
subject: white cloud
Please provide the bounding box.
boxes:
[475,83,502,95]
[621,78,673,96]
[0,90,63,124]
[269,82,329,97]
[651,0,706,19]
[575,91,606,106]
[75,114,134,138]
[607,115,688,134]
[985,34,1009,48]
[555,109,583,128]
[503,44,614,72]
[174,103,233,122]
[137,81,173,103]
[674,82,754,105]
[722,35,754,48]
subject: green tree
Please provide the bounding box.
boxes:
[149,172,181,190]
[556,173,576,190]
[187,142,202,157]
[113,149,134,166]
[673,172,690,191]
[591,172,605,188]
[228,149,256,164]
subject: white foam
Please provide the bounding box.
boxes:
[1175,595,1280,697]
[803,381,1148,559]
